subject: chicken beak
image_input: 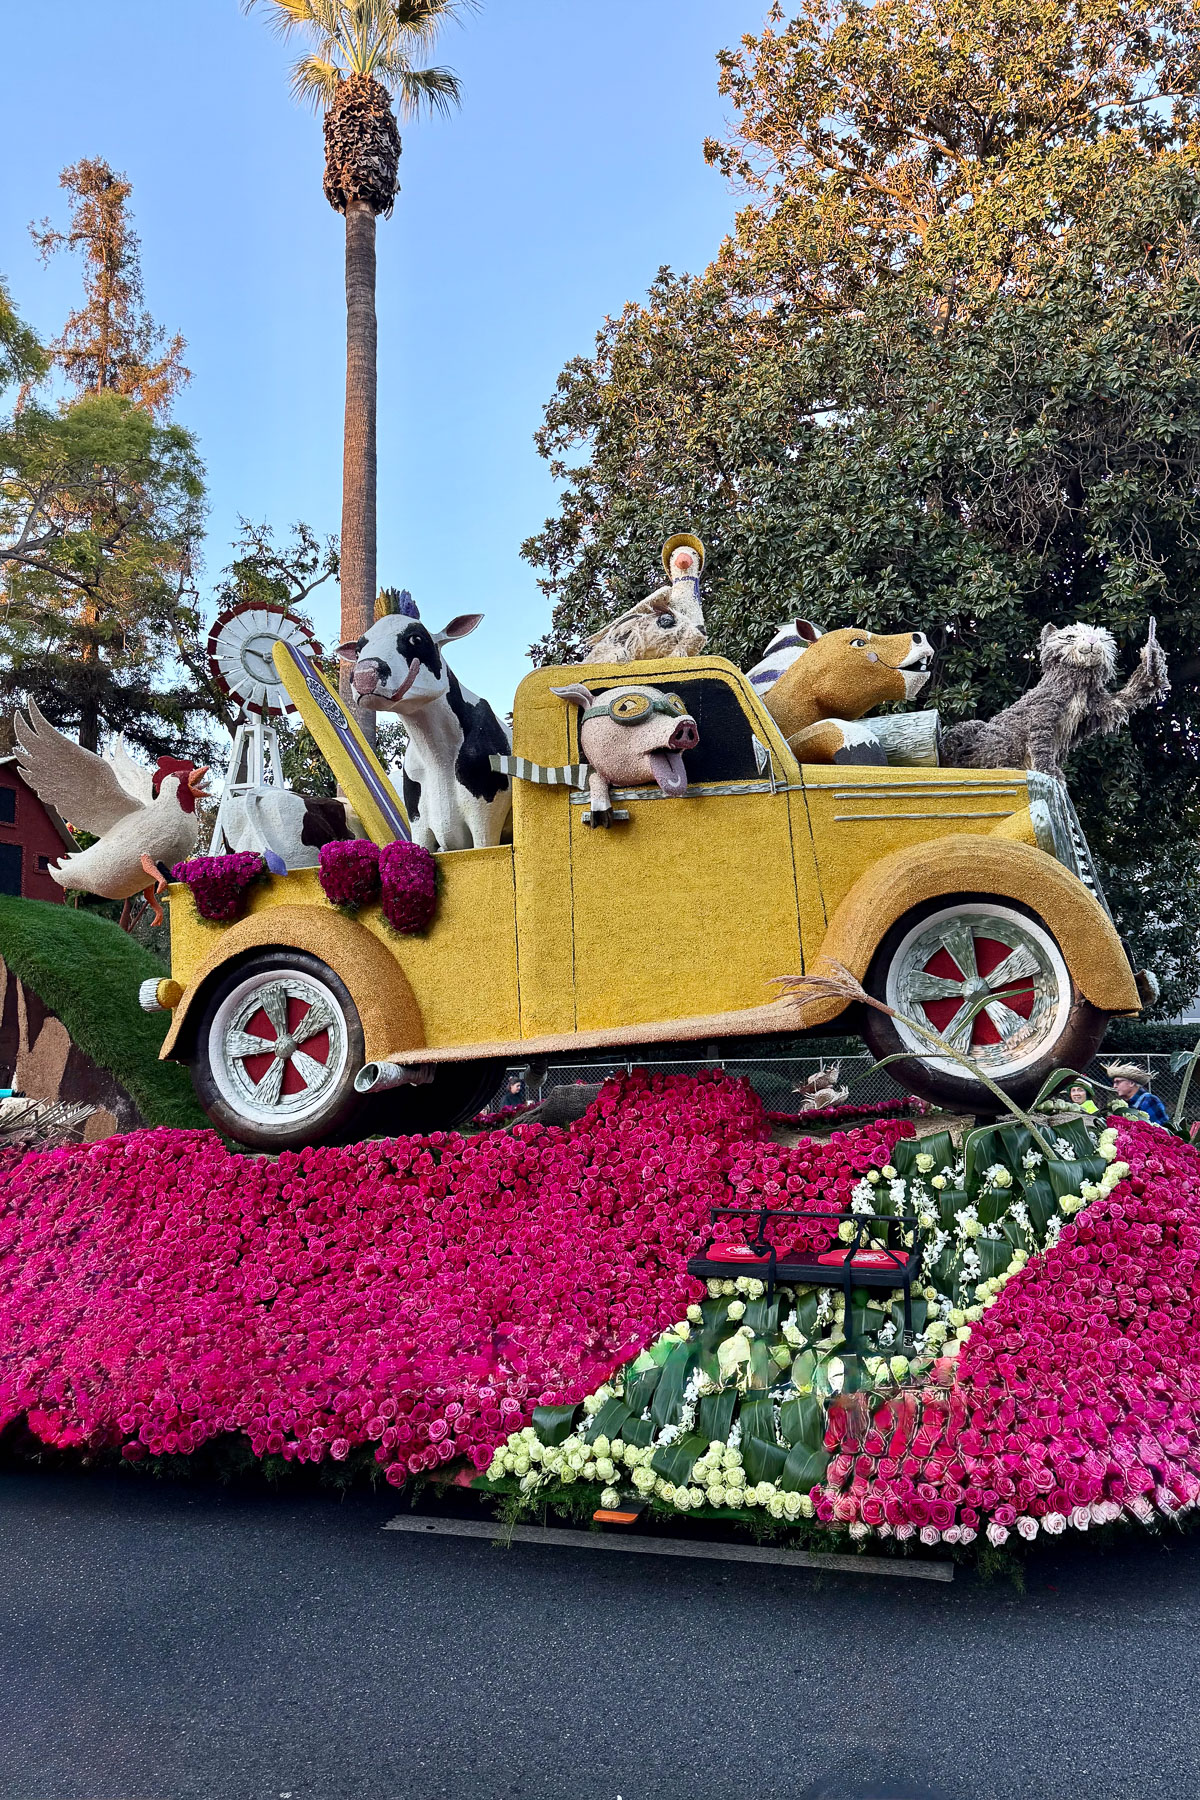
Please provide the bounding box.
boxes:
[187,766,210,798]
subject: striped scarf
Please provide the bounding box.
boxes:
[490,754,589,790]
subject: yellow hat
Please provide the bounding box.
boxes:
[662,533,705,575]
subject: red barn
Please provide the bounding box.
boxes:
[0,756,73,902]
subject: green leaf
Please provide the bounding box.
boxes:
[1021,1177,1056,1236]
[778,1441,831,1493]
[582,1397,634,1443]
[891,1131,956,1177]
[740,1394,775,1443]
[650,1343,696,1430]
[697,1389,738,1443]
[649,1431,710,1487]
[532,1404,580,1447]
[936,1186,970,1230]
[1046,1158,1086,1200]
[622,1365,661,1417]
[780,1392,826,1450]
[621,1414,654,1449]
[890,1295,928,1337]
[743,1293,781,1337]
[749,1337,773,1389]
[701,1298,734,1354]
[976,1237,1015,1280]
[789,1289,823,1340]
[1045,1118,1102,1162]
[741,1433,788,1485]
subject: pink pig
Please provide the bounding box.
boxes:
[551,683,699,827]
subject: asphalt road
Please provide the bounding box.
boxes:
[1,1470,1199,1800]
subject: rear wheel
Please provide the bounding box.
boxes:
[861,896,1108,1111]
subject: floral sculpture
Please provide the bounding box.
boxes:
[318,838,381,912]
[3,1071,1200,1564]
[171,851,269,923]
[315,837,437,934]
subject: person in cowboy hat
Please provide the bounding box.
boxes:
[1104,1062,1171,1127]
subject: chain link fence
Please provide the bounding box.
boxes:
[482,1049,1198,1123]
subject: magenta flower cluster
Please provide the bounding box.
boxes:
[317,839,381,912]
[378,839,437,934]
[766,1098,917,1127]
[817,1121,1200,1541]
[171,853,268,922]
[1,1072,914,1483]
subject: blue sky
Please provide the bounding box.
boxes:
[3,0,768,709]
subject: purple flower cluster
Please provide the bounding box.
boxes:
[379,840,438,935]
[317,839,381,912]
[171,853,269,922]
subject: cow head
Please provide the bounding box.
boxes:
[762,623,933,738]
[552,683,700,796]
[336,613,483,712]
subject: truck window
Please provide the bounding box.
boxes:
[664,678,762,784]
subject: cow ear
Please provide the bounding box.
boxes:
[335,639,364,663]
[550,684,594,710]
[796,620,823,643]
[434,614,483,645]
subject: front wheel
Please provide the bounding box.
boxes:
[861,895,1109,1111]
[192,950,367,1150]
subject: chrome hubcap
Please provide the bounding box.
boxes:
[888,906,1070,1078]
[211,969,348,1125]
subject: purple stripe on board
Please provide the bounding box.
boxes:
[278,644,410,842]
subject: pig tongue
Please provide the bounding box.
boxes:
[648,749,688,796]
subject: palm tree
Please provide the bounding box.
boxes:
[243,0,472,730]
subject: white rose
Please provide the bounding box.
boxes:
[986,1521,1009,1545]
[1042,1512,1066,1534]
[1016,1516,1038,1541]
[599,1488,620,1509]
[727,1300,746,1321]
[687,1304,703,1323]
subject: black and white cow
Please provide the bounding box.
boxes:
[336,612,512,851]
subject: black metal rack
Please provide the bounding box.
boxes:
[686,1203,926,1338]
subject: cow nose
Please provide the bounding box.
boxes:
[669,720,698,751]
[352,664,379,694]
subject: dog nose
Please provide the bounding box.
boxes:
[669,720,698,751]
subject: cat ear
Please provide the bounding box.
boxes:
[1040,622,1057,647]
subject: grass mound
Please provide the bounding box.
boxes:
[0,896,208,1130]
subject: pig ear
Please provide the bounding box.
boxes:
[796,621,823,643]
[550,683,595,710]
[434,614,483,646]
[335,639,365,663]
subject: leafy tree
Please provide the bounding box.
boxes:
[0,163,207,754]
[524,0,1200,1014]
[243,0,474,740]
[30,157,189,414]
[0,280,45,395]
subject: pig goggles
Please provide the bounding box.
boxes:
[580,690,689,727]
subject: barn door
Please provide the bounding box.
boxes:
[0,845,22,896]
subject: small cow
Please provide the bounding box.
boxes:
[748,621,933,764]
[550,683,700,827]
[219,791,359,870]
[337,610,511,851]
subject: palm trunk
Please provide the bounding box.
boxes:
[341,198,378,747]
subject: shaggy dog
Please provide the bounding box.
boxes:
[941,621,1168,780]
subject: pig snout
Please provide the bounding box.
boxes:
[668,719,698,752]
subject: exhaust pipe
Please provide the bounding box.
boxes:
[354,1061,436,1095]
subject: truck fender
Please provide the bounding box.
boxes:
[158,905,426,1064]
[802,834,1139,1026]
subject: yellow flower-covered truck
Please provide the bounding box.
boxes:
[150,654,1147,1149]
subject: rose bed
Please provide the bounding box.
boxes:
[1,1071,1197,1553]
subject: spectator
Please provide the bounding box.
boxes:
[1067,1081,1098,1115]
[1104,1062,1171,1128]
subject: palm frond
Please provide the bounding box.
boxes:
[290,51,345,109]
[246,0,472,113]
[383,60,464,116]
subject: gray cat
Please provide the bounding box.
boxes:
[941,621,1169,780]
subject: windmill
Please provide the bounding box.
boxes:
[206,603,321,855]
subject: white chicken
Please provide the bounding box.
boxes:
[13,701,209,927]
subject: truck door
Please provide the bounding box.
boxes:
[567,672,807,1032]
